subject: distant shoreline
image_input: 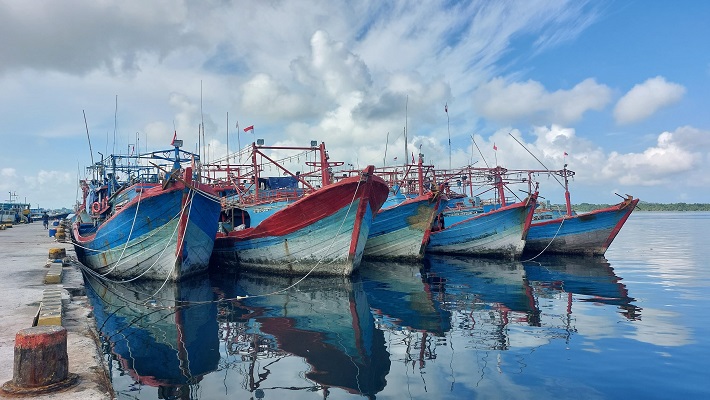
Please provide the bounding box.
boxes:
[571,202,710,212]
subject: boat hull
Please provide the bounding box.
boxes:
[426,200,534,258]
[73,183,221,281]
[363,193,445,260]
[211,168,389,276]
[524,198,639,256]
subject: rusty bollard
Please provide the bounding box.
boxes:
[1,326,78,395]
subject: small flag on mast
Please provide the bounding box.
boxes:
[243,125,254,133]
[445,103,448,113]
[493,143,497,151]
[564,151,568,156]
[170,131,177,145]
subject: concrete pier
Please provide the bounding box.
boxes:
[0,222,111,399]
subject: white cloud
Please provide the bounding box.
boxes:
[601,126,708,186]
[614,76,686,124]
[472,78,612,125]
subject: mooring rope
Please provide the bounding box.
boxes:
[520,217,566,262]
[99,184,144,276]
[233,174,365,301]
[77,189,194,285]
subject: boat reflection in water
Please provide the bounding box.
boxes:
[211,271,390,399]
[83,270,220,399]
[360,260,451,336]
[523,254,641,321]
[87,254,640,398]
[422,254,540,350]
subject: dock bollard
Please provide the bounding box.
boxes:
[48,247,66,260]
[1,326,78,395]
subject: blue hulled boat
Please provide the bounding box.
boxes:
[72,140,221,281]
[522,167,639,256]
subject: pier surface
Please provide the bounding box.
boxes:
[0,223,111,399]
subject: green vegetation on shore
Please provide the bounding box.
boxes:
[571,202,710,212]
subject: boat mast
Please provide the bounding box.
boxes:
[318,142,330,186]
[563,166,572,216]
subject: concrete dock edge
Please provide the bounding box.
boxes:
[0,222,114,399]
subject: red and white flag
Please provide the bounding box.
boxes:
[243,125,254,133]
[493,143,497,151]
[170,131,177,145]
[564,151,568,156]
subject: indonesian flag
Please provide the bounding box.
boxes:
[493,143,497,151]
[564,151,568,156]
[170,131,177,145]
[243,125,254,133]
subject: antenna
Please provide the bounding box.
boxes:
[470,134,489,169]
[507,131,565,189]
[404,95,408,166]
[445,102,451,169]
[83,110,94,167]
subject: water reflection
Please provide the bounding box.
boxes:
[422,254,540,350]
[84,272,220,399]
[211,272,390,399]
[360,260,451,335]
[523,254,641,320]
[85,254,642,398]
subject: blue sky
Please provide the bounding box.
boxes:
[1,0,709,209]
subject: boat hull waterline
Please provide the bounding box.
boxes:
[363,193,446,261]
[73,181,221,281]
[211,167,389,276]
[426,199,536,259]
[524,197,639,256]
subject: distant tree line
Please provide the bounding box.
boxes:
[569,202,710,212]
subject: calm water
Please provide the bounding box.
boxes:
[84,212,710,399]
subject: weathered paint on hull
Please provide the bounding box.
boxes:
[217,200,375,276]
[364,195,442,260]
[211,168,389,276]
[524,198,639,256]
[426,203,531,258]
[73,186,221,281]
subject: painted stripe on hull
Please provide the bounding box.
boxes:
[364,197,439,260]
[427,204,529,258]
[74,188,220,280]
[524,199,638,255]
[214,200,375,276]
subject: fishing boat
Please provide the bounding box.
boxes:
[207,142,389,276]
[426,166,537,259]
[83,270,220,397]
[361,153,448,261]
[72,140,221,281]
[520,167,639,256]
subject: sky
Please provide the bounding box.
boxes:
[1,0,709,209]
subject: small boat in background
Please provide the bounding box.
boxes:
[207,142,389,276]
[72,139,221,281]
[521,167,639,256]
